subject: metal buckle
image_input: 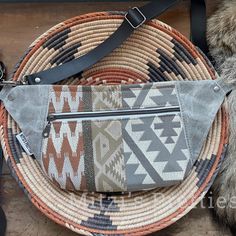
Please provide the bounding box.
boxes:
[125,7,146,29]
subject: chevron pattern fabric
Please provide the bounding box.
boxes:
[41,82,191,192]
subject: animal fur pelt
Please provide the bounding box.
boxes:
[211,55,236,234]
[207,0,236,70]
[207,1,236,234]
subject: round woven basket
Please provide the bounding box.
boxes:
[0,12,228,235]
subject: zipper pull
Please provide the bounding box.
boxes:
[42,121,51,138]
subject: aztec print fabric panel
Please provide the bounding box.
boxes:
[41,83,191,192]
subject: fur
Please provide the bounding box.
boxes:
[208,1,236,233]
[211,55,236,233]
[207,0,236,69]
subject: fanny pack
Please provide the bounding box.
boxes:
[0,0,233,193]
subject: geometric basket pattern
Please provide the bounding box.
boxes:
[0,11,228,236]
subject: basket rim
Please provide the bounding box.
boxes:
[0,12,228,236]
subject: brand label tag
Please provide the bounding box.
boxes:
[16,132,33,156]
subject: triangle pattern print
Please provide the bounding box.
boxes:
[122,83,179,109]
[123,139,156,187]
[122,113,191,191]
[92,85,122,110]
[92,120,127,192]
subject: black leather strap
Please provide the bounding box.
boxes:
[191,0,208,55]
[26,0,180,85]
[26,0,208,85]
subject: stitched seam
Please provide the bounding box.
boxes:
[176,83,193,165]
[39,86,51,160]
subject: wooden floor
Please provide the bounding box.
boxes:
[0,1,232,235]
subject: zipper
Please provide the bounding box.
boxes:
[42,106,180,138]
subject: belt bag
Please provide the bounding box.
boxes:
[0,0,233,192]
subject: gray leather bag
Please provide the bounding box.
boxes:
[0,78,232,192]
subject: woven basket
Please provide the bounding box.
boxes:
[0,12,228,235]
